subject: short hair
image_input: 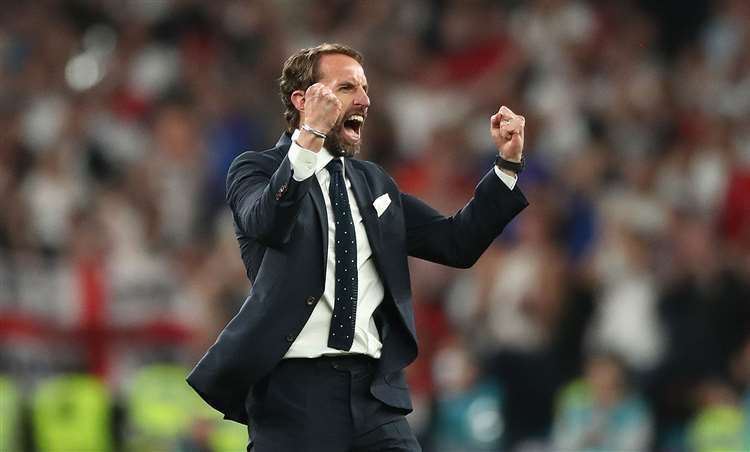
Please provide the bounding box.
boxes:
[278,43,364,132]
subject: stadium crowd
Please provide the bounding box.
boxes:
[0,0,749,450]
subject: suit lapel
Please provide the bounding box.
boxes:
[345,159,383,254]
[309,179,328,272]
[347,160,415,348]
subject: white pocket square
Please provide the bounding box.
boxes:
[373,193,391,217]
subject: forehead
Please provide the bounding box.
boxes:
[318,53,367,84]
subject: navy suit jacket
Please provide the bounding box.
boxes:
[187,132,528,424]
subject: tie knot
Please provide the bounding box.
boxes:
[326,158,343,174]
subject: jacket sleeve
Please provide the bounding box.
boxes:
[226,151,313,248]
[403,168,528,268]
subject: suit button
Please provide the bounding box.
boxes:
[306,296,316,306]
[285,334,295,343]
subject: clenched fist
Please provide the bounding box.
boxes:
[490,106,525,162]
[303,83,342,134]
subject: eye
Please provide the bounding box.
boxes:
[338,83,354,92]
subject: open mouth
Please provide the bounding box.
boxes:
[342,113,364,143]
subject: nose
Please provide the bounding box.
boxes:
[354,87,370,109]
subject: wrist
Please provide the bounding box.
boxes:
[495,154,525,174]
[297,129,324,152]
[301,123,329,138]
[499,151,522,163]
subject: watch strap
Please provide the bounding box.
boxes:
[495,155,525,174]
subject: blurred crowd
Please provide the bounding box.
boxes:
[1,0,749,450]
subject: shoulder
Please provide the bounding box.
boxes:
[228,143,289,177]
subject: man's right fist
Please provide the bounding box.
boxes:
[303,83,342,134]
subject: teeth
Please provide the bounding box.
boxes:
[347,114,364,124]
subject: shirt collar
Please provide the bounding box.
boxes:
[292,129,341,175]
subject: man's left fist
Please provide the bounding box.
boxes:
[490,105,524,162]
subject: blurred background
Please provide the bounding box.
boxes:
[1,0,749,450]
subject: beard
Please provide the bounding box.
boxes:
[324,117,361,158]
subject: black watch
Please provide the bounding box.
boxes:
[495,155,525,174]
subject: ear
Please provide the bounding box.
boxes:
[291,90,305,114]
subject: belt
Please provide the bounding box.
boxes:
[281,354,377,371]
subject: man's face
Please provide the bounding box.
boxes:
[314,53,370,157]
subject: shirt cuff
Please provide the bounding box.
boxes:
[288,140,318,181]
[493,165,518,190]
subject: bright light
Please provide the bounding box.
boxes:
[65,53,102,91]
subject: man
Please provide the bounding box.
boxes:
[187,43,528,451]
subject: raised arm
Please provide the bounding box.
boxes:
[227,81,343,248]
[226,151,312,248]
[404,169,528,268]
[405,105,529,267]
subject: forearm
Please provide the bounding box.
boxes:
[406,169,528,268]
[228,154,312,247]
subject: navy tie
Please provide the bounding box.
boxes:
[326,159,357,351]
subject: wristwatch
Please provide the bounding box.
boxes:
[495,155,525,174]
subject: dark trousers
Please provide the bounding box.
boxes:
[247,354,421,452]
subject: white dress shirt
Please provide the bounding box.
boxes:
[282,129,517,359]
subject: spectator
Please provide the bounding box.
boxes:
[687,380,748,452]
[427,338,504,452]
[552,351,653,451]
